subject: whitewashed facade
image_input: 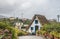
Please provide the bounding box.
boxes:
[28,16,42,34]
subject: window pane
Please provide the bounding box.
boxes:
[35,20,38,24]
[31,27,33,30]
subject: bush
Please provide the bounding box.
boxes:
[18,30,28,36]
[36,30,47,36]
[40,23,60,38]
[50,31,60,38]
[0,22,18,39]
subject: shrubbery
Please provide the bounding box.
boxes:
[0,22,18,39]
[36,22,60,39]
[18,30,28,36]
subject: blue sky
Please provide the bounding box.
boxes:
[0,0,60,20]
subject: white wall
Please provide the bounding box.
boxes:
[28,17,42,33]
[15,22,23,30]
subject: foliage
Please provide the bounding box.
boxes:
[0,22,18,39]
[24,19,31,24]
[18,30,28,36]
[0,35,5,39]
[39,22,60,38]
[50,31,59,37]
[36,30,46,35]
[42,23,60,33]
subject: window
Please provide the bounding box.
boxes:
[35,20,38,24]
[31,27,33,30]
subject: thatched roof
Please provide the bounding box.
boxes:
[26,14,49,30]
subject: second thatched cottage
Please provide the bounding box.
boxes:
[27,14,49,34]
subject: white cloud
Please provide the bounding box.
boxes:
[36,0,47,4]
[0,0,60,19]
[21,2,32,9]
[5,0,17,5]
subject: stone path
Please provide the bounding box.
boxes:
[18,36,45,39]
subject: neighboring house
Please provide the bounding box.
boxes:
[9,17,15,21]
[27,14,49,34]
[14,19,31,31]
[21,24,29,31]
[21,19,31,31]
[15,22,23,29]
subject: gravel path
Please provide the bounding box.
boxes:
[18,36,45,39]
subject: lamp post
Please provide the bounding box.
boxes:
[21,13,24,19]
[57,15,60,22]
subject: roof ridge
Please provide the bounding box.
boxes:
[35,14,45,16]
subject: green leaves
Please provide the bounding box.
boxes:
[40,22,60,37]
[0,35,5,39]
[0,22,18,39]
[42,23,60,33]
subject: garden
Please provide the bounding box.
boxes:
[0,22,28,39]
[36,22,60,39]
